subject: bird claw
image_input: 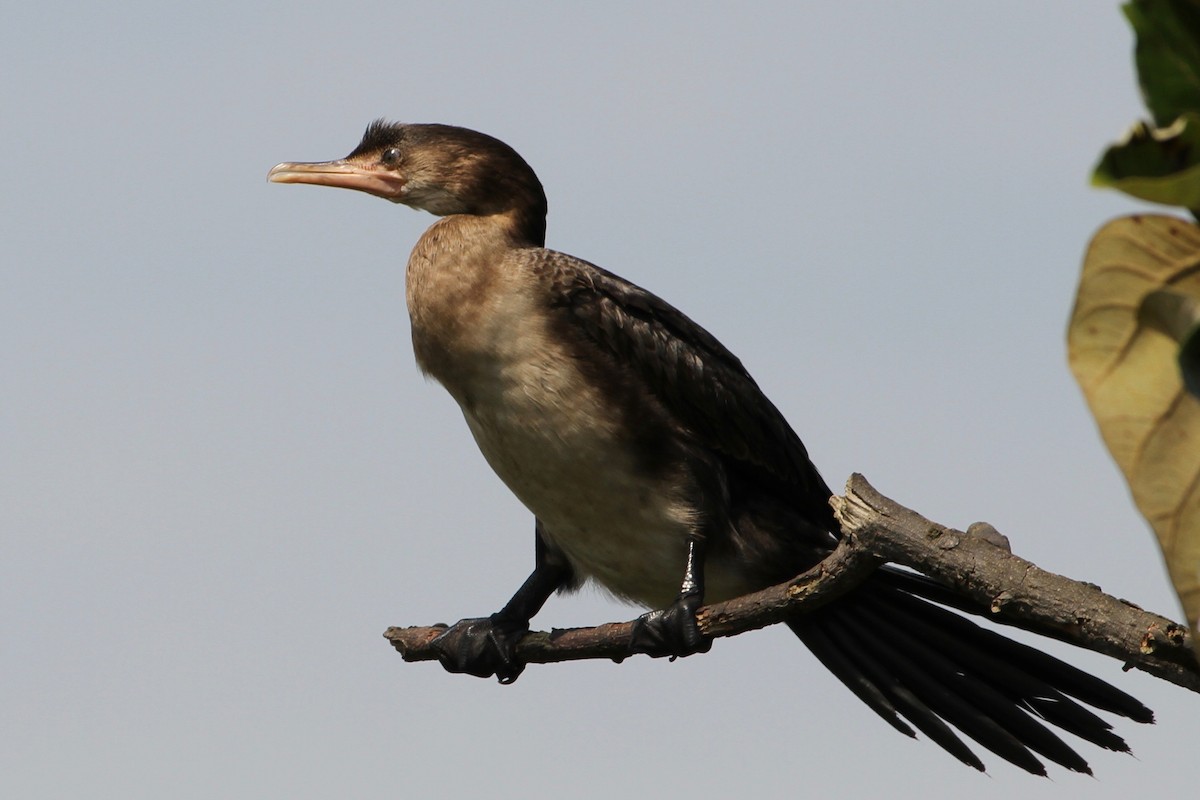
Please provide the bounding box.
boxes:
[629,593,711,659]
[429,614,529,684]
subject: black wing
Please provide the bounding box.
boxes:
[538,249,834,524]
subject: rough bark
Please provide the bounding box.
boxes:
[385,474,1200,693]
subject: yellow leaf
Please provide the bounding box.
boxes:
[1069,214,1200,650]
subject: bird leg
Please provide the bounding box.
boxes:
[629,534,713,659]
[430,531,569,684]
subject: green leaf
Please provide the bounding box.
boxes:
[1124,0,1200,126]
[1141,288,1200,395]
[1181,320,1200,395]
[1069,215,1200,649]
[1093,113,1200,209]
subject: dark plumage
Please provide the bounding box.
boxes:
[269,121,1152,775]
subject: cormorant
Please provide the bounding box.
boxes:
[269,121,1152,775]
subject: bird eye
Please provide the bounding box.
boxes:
[380,147,402,167]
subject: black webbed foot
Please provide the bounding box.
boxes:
[429,613,529,684]
[629,592,712,659]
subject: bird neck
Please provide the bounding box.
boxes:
[416,209,541,254]
[404,211,541,396]
[482,193,546,247]
[453,165,547,247]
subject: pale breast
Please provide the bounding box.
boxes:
[406,238,752,607]
[458,293,702,608]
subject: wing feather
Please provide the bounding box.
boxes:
[539,250,832,514]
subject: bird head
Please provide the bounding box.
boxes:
[268,120,546,222]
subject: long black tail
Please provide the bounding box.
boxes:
[787,569,1154,775]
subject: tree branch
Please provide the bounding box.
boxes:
[384,474,1200,692]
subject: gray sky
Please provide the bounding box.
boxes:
[4,3,1198,798]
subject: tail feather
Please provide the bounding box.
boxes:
[857,596,1091,774]
[869,587,1137,751]
[838,608,1052,775]
[792,618,988,772]
[794,623,915,737]
[788,574,1153,774]
[884,577,1153,723]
